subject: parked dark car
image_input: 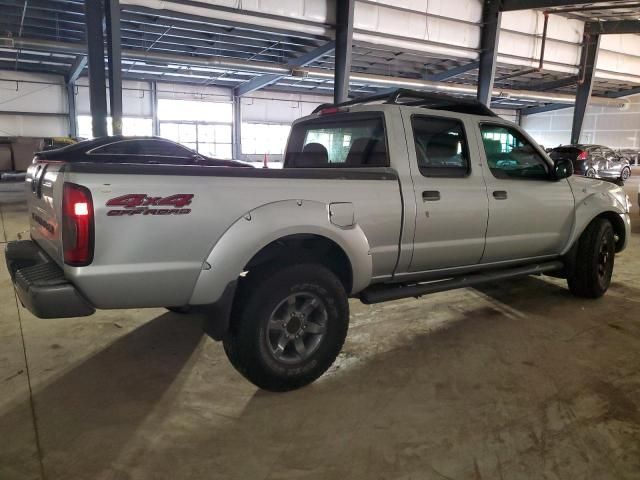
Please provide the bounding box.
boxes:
[548,144,631,181]
[34,136,252,167]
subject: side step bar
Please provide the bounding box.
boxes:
[359,260,564,305]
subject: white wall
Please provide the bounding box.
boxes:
[241,90,331,123]
[522,93,640,149]
[75,78,155,117]
[0,71,335,142]
[74,79,328,123]
[0,71,69,137]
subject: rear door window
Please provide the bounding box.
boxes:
[411,115,470,177]
[285,113,388,168]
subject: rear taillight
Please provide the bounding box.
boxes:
[62,182,94,266]
[319,106,344,115]
[577,151,588,160]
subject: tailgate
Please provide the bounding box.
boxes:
[25,161,66,265]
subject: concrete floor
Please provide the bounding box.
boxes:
[1,175,639,480]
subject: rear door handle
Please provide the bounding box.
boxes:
[422,190,440,201]
[493,190,508,200]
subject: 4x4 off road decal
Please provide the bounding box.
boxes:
[106,194,193,216]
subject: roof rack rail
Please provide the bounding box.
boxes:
[312,88,497,117]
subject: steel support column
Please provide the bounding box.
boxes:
[68,55,87,84]
[571,32,600,144]
[85,0,108,137]
[67,82,78,137]
[233,96,242,159]
[151,81,159,136]
[105,0,123,135]
[477,0,501,106]
[333,0,355,104]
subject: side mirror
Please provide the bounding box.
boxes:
[554,158,573,180]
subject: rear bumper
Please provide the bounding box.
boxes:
[5,240,95,318]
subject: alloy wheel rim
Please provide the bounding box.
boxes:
[265,292,328,364]
[597,235,612,280]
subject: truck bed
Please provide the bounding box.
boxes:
[27,161,403,309]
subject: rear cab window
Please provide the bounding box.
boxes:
[285,112,389,168]
[411,115,470,178]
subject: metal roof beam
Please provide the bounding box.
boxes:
[501,0,594,11]
[118,35,292,63]
[585,20,640,35]
[520,103,571,115]
[427,61,479,81]
[0,59,70,75]
[605,86,640,98]
[0,0,83,15]
[117,23,307,57]
[121,5,327,44]
[512,75,578,91]
[120,11,313,51]
[67,55,87,83]
[235,41,335,97]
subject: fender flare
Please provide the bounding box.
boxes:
[188,199,373,305]
[561,191,627,256]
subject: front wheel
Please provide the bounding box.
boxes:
[567,219,615,298]
[620,167,631,181]
[223,263,349,392]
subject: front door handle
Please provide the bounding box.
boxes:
[422,190,440,201]
[493,190,508,200]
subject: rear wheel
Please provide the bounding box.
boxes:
[585,168,596,178]
[223,263,349,392]
[567,219,615,298]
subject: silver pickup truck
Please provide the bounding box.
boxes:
[6,90,632,392]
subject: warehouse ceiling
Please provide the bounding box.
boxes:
[545,0,640,22]
[0,0,639,110]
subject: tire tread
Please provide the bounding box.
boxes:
[567,218,614,298]
[223,262,348,391]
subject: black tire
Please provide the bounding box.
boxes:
[585,168,596,178]
[567,219,615,299]
[620,167,631,181]
[223,263,349,392]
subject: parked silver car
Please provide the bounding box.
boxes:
[549,144,631,182]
